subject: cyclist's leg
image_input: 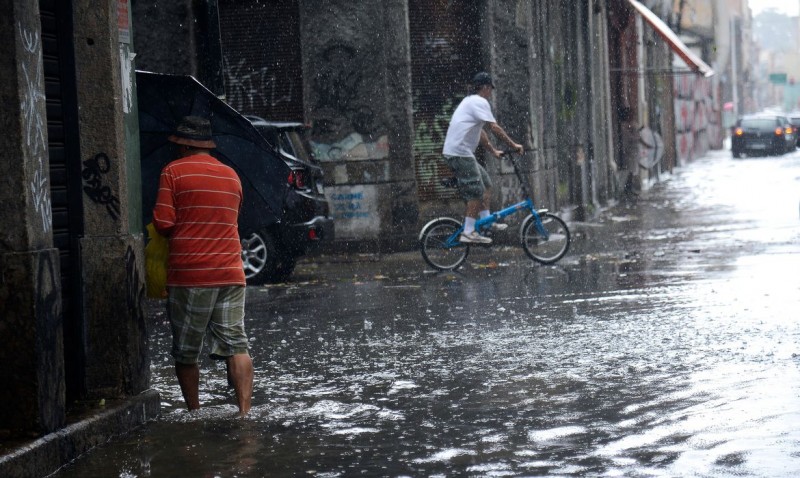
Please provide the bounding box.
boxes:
[477,163,495,218]
[445,156,486,234]
[476,165,509,231]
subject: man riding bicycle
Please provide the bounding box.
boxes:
[443,71,524,244]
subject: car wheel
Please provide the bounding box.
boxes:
[732,149,744,159]
[241,229,279,285]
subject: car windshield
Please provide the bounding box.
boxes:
[740,118,777,130]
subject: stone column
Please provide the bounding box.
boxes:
[299,0,418,250]
[71,0,148,398]
[0,0,65,435]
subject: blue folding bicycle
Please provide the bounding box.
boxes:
[419,151,570,271]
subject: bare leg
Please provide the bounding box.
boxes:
[481,188,492,212]
[175,362,201,410]
[465,199,482,219]
[226,354,254,416]
[226,363,234,389]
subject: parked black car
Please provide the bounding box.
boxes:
[242,116,334,283]
[731,114,797,158]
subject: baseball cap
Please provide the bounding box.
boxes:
[471,71,494,88]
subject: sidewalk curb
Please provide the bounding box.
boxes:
[0,390,160,478]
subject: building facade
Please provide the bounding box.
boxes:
[1,0,156,474]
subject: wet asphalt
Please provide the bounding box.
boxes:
[54,148,800,477]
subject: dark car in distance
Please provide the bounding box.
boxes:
[731,114,797,158]
[242,116,334,283]
[788,113,800,147]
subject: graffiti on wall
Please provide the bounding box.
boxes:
[36,250,63,411]
[412,98,457,200]
[125,245,145,323]
[309,44,388,162]
[326,185,379,239]
[82,153,121,220]
[674,75,720,163]
[20,24,46,157]
[310,134,389,161]
[224,58,296,112]
[20,23,52,234]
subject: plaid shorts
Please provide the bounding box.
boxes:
[444,155,492,200]
[167,286,249,364]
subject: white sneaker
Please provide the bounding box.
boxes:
[459,231,492,244]
[490,222,508,231]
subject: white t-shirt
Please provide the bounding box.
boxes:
[442,94,496,158]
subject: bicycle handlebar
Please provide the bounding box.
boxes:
[499,148,535,158]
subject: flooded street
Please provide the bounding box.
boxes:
[55,150,800,477]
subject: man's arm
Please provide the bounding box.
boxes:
[480,129,503,158]
[487,122,524,154]
[152,170,176,237]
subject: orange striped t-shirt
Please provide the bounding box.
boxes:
[152,153,246,287]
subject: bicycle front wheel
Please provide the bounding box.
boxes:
[419,217,469,271]
[521,212,570,264]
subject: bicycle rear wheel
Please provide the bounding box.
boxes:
[419,217,469,271]
[521,212,570,264]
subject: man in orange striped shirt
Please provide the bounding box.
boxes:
[153,116,253,416]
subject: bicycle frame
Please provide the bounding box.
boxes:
[440,152,550,248]
[440,199,549,248]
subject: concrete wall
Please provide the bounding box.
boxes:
[0,0,151,439]
[0,0,66,435]
[72,0,149,398]
[299,0,418,250]
[127,0,620,250]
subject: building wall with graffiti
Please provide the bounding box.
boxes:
[674,74,722,163]
[297,0,418,246]
[1,0,152,444]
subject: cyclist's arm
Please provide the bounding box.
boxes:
[480,129,502,158]
[487,122,524,154]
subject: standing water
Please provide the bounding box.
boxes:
[54,150,800,477]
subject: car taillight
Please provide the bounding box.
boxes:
[287,170,307,189]
[775,127,784,136]
[308,228,319,240]
[735,127,743,136]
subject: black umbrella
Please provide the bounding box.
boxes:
[136,71,289,235]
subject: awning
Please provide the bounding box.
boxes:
[626,0,715,78]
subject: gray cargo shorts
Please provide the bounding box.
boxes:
[444,155,492,201]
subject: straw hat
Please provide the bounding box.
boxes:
[167,116,216,149]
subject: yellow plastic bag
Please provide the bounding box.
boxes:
[145,222,169,299]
